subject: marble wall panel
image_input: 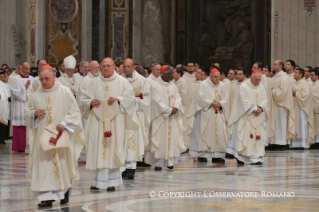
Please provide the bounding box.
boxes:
[274,0,319,67]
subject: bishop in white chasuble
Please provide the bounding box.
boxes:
[122,58,151,179]
[81,57,138,191]
[145,65,185,170]
[227,71,268,165]
[187,69,228,162]
[310,69,319,144]
[25,67,85,208]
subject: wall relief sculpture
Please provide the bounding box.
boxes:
[197,0,254,73]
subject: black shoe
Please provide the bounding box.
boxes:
[212,158,225,163]
[90,186,99,190]
[107,186,115,192]
[236,159,244,165]
[38,200,53,208]
[181,149,189,154]
[126,169,136,179]
[250,162,262,165]
[225,153,235,159]
[17,151,25,153]
[197,157,207,162]
[60,190,69,205]
[167,166,174,170]
[137,158,152,167]
[155,167,162,171]
[122,170,127,178]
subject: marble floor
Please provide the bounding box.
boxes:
[1,143,319,212]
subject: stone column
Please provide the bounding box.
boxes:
[141,0,166,66]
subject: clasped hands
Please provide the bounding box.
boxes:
[211,101,221,110]
[91,97,119,107]
[170,107,178,115]
[254,107,262,117]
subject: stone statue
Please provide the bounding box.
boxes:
[195,21,217,65]
[221,0,251,47]
[232,20,253,71]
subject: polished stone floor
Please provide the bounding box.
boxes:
[1,143,319,212]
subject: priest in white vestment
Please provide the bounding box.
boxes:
[182,62,196,85]
[11,62,34,152]
[8,65,22,85]
[58,56,80,99]
[77,61,100,161]
[227,71,268,165]
[81,57,138,191]
[268,60,295,150]
[304,66,313,87]
[0,80,10,144]
[187,68,229,163]
[25,66,85,208]
[74,60,89,82]
[122,58,151,179]
[224,69,237,123]
[285,60,296,83]
[145,65,185,170]
[310,69,319,144]
[147,63,161,83]
[290,68,314,149]
[183,68,202,148]
[173,67,187,110]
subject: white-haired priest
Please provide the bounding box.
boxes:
[81,57,138,192]
[226,70,268,165]
[25,65,86,208]
[187,68,229,163]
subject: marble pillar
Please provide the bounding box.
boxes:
[141,0,166,66]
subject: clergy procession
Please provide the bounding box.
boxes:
[1,56,319,208]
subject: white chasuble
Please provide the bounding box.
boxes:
[312,80,319,143]
[25,82,85,192]
[226,80,268,162]
[0,81,9,124]
[290,79,314,148]
[187,78,229,158]
[146,78,185,163]
[267,71,296,144]
[11,75,34,126]
[182,72,196,85]
[123,71,151,162]
[183,80,200,147]
[81,72,139,170]
[58,73,80,98]
[78,71,97,114]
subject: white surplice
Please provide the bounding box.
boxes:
[11,74,34,126]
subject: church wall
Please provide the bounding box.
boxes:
[273,0,319,67]
[0,0,29,68]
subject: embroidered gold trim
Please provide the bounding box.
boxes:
[214,90,219,145]
[101,86,111,160]
[131,133,137,152]
[46,96,59,179]
[168,118,172,151]
[254,93,259,150]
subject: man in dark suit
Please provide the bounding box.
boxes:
[56,60,65,78]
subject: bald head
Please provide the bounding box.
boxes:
[89,60,100,77]
[22,62,31,76]
[273,60,284,73]
[123,59,135,77]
